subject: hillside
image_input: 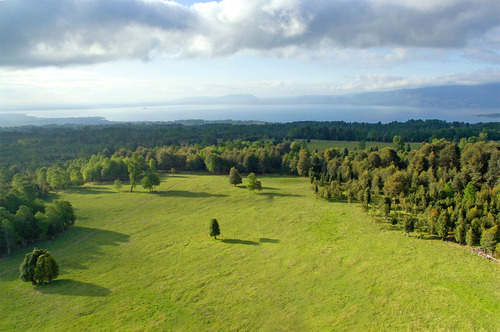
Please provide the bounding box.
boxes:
[1,174,498,330]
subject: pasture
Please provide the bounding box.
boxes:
[1,174,498,330]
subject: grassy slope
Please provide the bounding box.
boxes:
[1,174,499,331]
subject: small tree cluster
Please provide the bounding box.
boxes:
[247,173,262,193]
[19,248,59,285]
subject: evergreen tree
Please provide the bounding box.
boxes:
[209,218,220,239]
[34,253,59,285]
[404,216,414,236]
[480,226,498,254]
[20,248,58,285]
[228,167,242,186]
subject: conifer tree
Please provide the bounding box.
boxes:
[229,167,242,186]
[209,218,220,239]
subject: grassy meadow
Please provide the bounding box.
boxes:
[1,174,499,330]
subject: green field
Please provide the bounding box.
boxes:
[300,140,422,152]
[1,174,499,330]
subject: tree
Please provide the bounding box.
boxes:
[114,179,123,192]
[436,211,450,240]
[229,167,242,186]
[404,216,414,236]
[454,222,467,245]
[1,218,18,256]
[20,248,58,285]
[247,173,259,192]
[126,153,145,192]
[34,253,59,285]
[297,149,309,176]
[209,218,220,239]
[384,171,408,198]
[363,187,371,208]
[393,135,405,152]
[142,171,160,192]
[480,226,498,254]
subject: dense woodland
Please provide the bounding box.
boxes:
[0,121,499,258]
[0,120,498,169]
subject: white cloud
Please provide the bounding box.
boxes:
[0,0,498,67]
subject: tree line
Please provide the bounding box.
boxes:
[1,131,498,258]
[0,172,76,255]
[309,136,500,258]
[1,120,497,170]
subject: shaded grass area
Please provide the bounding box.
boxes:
[1,174,499,331]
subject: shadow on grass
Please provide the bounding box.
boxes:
[36,279,110,297]
[57,226,130,271]
[65,186,116,195]
[259,192,303,197]
[158,190,227,198]
[221,239,260,245]
[259,238,280,244]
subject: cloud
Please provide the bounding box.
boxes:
[0,0,499,67]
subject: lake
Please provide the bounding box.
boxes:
[8,104,500,123]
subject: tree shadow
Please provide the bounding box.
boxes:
[36,279,110,297]
[221,239,260,245]
[64,186,115,196]
[56,226,130,271]
[158,190,227,198]
[258,238,280,244]
[259,192,303,197]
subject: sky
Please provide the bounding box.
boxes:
[0,0,499,108]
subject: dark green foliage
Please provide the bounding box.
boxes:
[455,222,467,245]
[404,216,415,235]
[209,218,220,239]
[20,248,58,285]
[34,253,59,285]
[229,167,242,186]
[480,226,498,253]
[363,187,371,207]
[436,212,451,240]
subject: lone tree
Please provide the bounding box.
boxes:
[229,167,242,186]
[142,171,161,192]
[210,218,220,239]
[247,173,261,193]
[20,248,59,285]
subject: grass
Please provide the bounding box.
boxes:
[1,174,499,330]
[299,139,422,152]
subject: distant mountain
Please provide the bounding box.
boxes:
[0,113,113,127]
[167,83,500,109]
[336,83,500,109]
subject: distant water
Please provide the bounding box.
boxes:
[14,104,500,123]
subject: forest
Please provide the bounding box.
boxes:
[0,119,498,169]
[0,122,499,258]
